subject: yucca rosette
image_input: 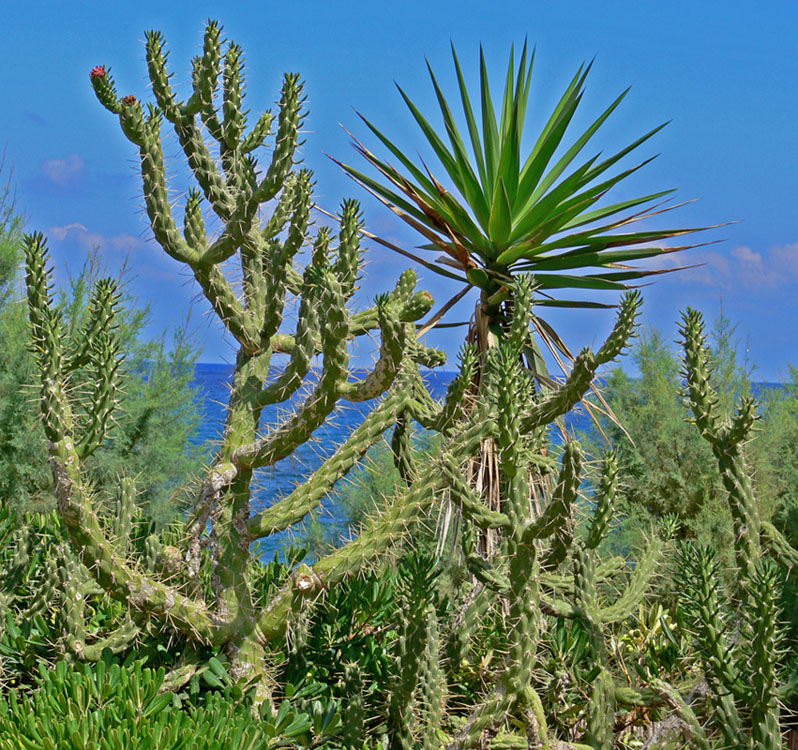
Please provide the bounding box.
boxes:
[339,42,716,338]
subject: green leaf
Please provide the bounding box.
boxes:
[395,83,468,200]
[531,87,630,203]
[479,45,501,196]
[426,59,490,226]
[451,42,487,189]
[560,189,675,232]
[535,298,617,309]
[509,157,659,249]
[495,89,521,206]
[580,122,668,190]
[534,273,627,291]
[488,178,513,250]
[340,152,437,225]
[498,155,599,262]
[517,63,589,202]
[513,39,534,134]
[517,245,676,273]
[499,45,516,141]
[466,267,491,290]
[201,670,222,688]
[356,113,441,199]
[141,693,172,719]
[283,714,313,738]
[207,657,226,679]
[538,225,702,257]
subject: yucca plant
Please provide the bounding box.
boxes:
[339,43,714,557]
[339,42,712,367]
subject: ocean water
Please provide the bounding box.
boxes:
[189,364,784,560]
[189,364,456,559]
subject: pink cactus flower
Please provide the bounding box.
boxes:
[90,66,106,80]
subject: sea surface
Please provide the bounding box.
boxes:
[189,364,783,561]
[189,364,457,559]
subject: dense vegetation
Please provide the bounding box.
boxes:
[1,19,797,750]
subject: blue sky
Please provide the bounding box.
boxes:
[2,1,796,379]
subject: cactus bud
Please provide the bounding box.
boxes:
[90,65,121,114]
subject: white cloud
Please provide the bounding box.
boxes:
[42,154,84,185]
[46,222,185,283]
[642,243,798,289]
[48,222,142,254]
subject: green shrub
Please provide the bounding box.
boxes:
[0,658,339,750]
[0,238,207,522]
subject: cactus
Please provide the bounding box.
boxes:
[402,288,680,749]
[341,662,365,750]
[678,307,797,748]
[388,553,441,750]
[24,21,440,699]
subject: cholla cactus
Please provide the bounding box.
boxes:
[24,21,442,699]
[377,282,673,749]
[678,307,797,748]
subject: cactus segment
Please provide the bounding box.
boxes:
[746,561,782,750]
[246,390,406,538]
[418,604,446,750]
[594,290,641,366]
[64,278,121,372]
[506,274,535,354]
[585,669,616,750]
[586,452,618,549]
[391,410,416,484]
[342,299,405,402]
[598,540,662,624]
[431,343,478,433]
[341,662,365,749]
[89,65,121,114]
[335,199,363,300]
[442,454,509,530]
[254,73,304,203]
[680,307,771,600]
[524,441,581,543]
